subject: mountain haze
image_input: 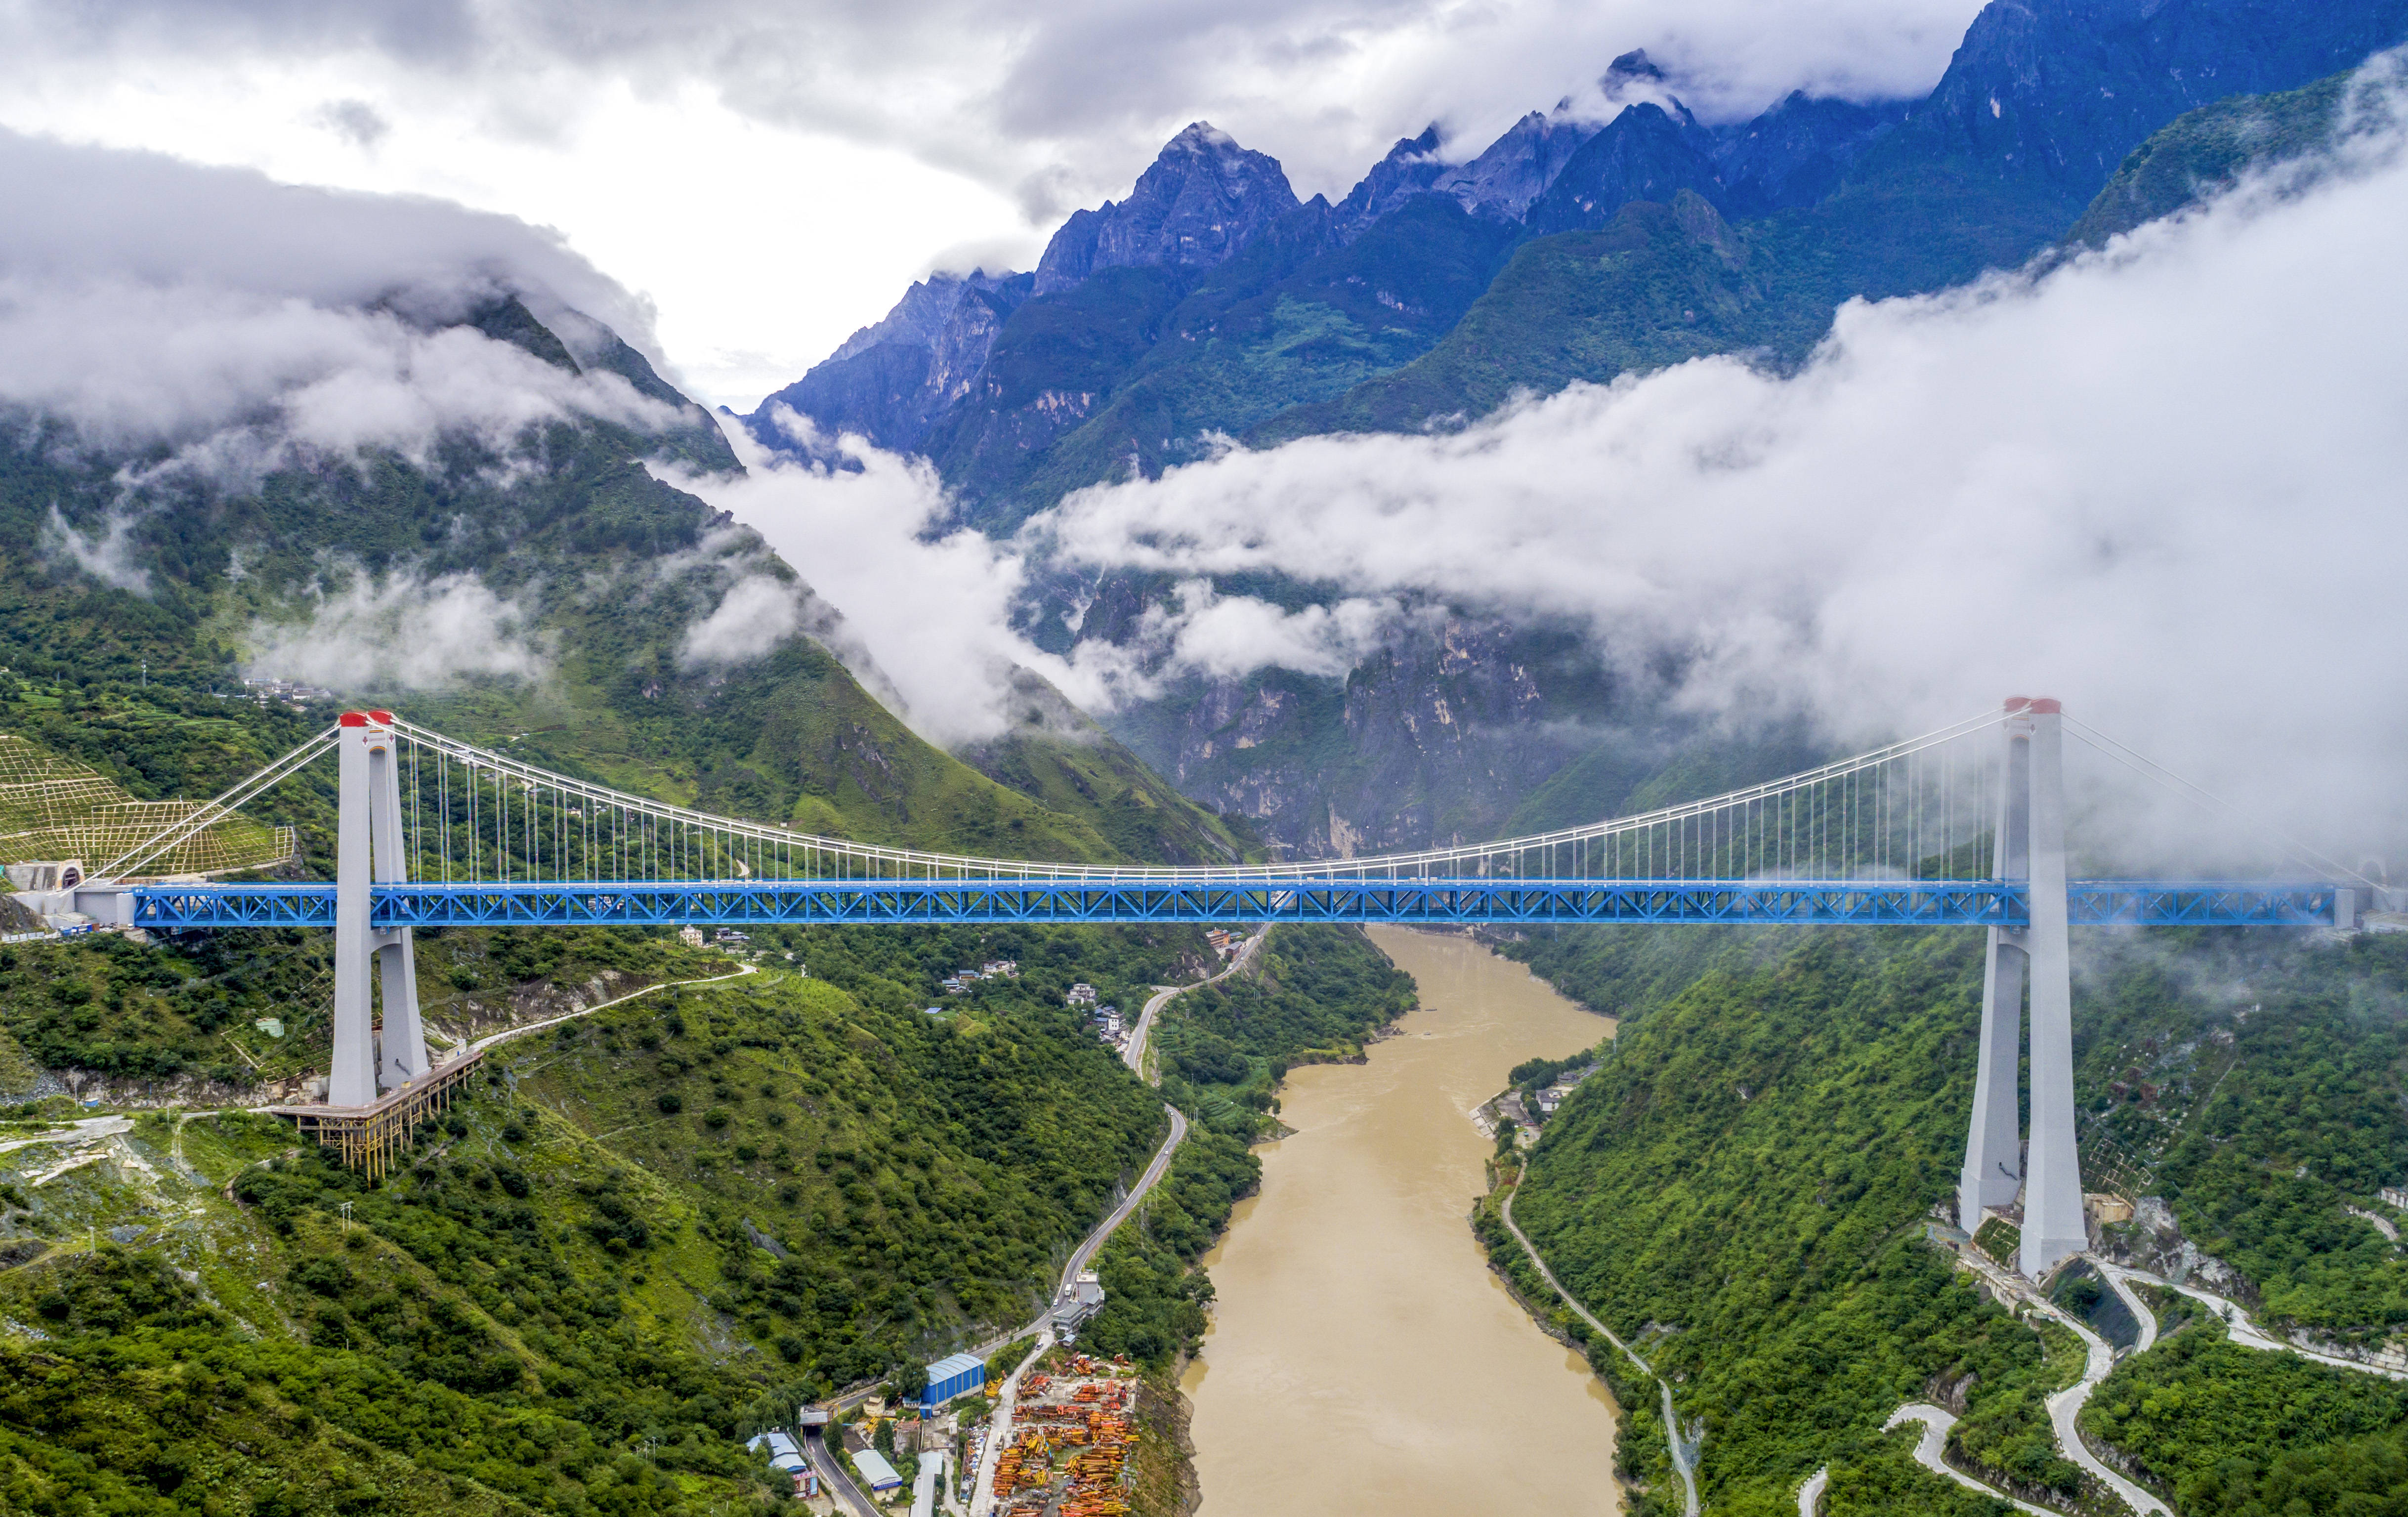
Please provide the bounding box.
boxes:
[743,0,2408,859]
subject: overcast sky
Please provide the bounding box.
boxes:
[0,0,1985,409]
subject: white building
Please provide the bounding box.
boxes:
[746,1431,810,1492]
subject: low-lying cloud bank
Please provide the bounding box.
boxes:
[0,126,682,472]
[1028,70,2408,853]
[244,569,549,690]
[659,419,1114,746]
[691,69,2408,860]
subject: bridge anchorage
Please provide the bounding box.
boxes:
[54,699,2367,1240]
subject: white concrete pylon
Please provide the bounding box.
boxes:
[370,728,427,1090]
[331,710,425,1107]
[330,713,379,1107]
[1959,705,2031,1227]
[2018,700,2087,1278]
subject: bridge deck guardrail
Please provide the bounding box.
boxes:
[115,879,2339,930]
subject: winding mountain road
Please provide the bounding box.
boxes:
[1122,931,1262,1079]
[1497,1183,1699,1517]
[1880,1405,2055,1516]
[965,932,1260,1517]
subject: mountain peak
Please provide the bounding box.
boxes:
[1034,123,1301,294]
[1168,120,1240,151]
[1339,104,1605,231]
[1605,48,1664,84]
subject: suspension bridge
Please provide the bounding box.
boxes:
[22,698,2379,1276]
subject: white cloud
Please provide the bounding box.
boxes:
[0,124,648,342]
[678,573,805,667]
[1140,580,1402,681]
[0,278,676,463]
[654,414,1061,744]
[0,127,693,480]
[654,412,1434,745]
[1021,81,2408,857]
[41,506,152,594]
[0,0,1987,404]
[244,568,550,690]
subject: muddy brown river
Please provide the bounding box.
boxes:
[1181,926,1622,1516]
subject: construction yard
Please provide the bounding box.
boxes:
[987,1352,1141,1517]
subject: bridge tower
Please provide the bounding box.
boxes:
[330,711,426,1107]
[1958,697,2088,1278]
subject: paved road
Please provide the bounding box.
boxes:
[1122,931,1262,1078]
[2042,1314,2171,1516]
[968,1333,1053,1517]
[0,1115,130,1156]
[1497,1184,1697,1517]
[2100,1257,2408,1381]
[1950,1248,2173,1515]
[802,1425,878,1517]
[1881,1405,2054,1516]
[966,934,1259,1517]
[465,963,756,1054]
[1061,1106,1187,1296]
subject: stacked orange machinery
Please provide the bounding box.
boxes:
[1056,1406,1133,1517]
[1000,1427,1056,1517]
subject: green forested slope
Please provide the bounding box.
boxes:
[1154,924,1419,1138]
[1487,924,2408,1513]
[2085,1312,2408,1515]
[954,671,1256,866]
[0,295,1248,869]
[920,197,1522,531]
[1490,929,2082,1513]
[2073,931,2408,1336]
[2067,70,2353,246]
[1254,193,1809,441]
[1000,198,1522,520]
[0,922,1231,1514]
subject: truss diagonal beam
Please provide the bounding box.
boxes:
[119,878,2340,930]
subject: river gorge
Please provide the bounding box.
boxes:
[1181,926,1623,1515]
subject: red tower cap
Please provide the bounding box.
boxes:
[2003,696,2032,712]
[368,709,395,724]
[339,711,370,727]
[2027,697,2062,714]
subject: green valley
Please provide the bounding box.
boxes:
[1479,923,2408,1513]
[0,914,1257,1515]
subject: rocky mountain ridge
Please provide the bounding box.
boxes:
[740,0,2408,858]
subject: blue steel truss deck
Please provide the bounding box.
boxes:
[124,878,2340,930]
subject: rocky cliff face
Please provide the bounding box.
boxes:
[1335,108,1605,233]
[1712,92,1910,215]
[1033,123,1303,295]
[1908,0,2408,189]
[1104,614,1623,857]
[748,268,1031,454]
[1432,110,1609,221]
[1523,101,1726,235]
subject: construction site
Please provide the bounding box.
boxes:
[987,1353,1140,1517]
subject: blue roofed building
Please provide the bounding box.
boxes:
[919,1351,986,1412]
